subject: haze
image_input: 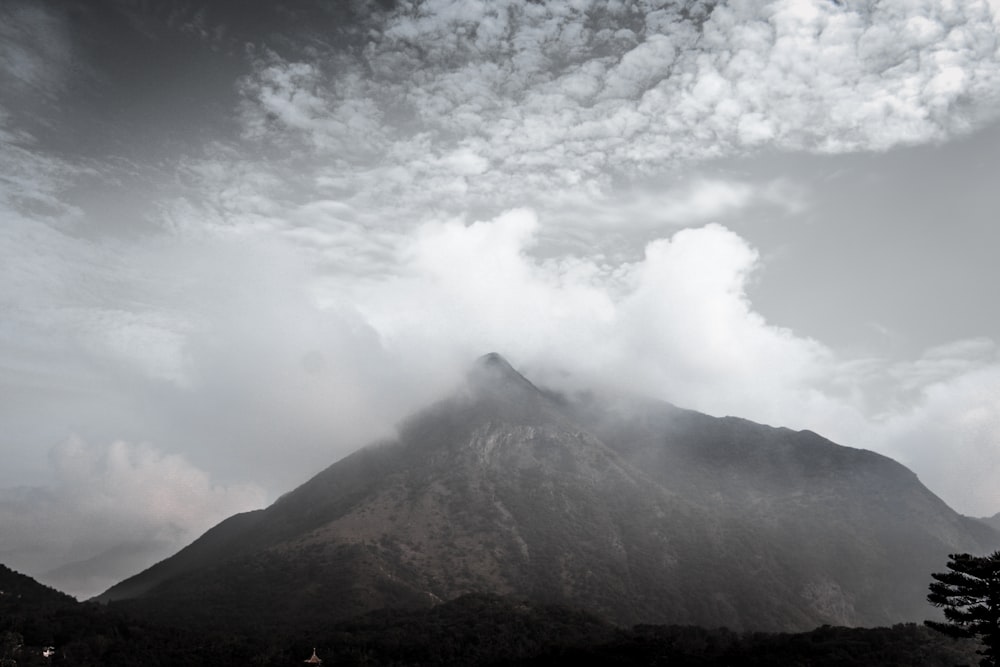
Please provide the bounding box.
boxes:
[2,0,1000,599]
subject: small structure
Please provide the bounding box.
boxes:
[304,648,322,664]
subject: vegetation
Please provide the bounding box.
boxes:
[0,565,985,666]
[927,551,1000,666]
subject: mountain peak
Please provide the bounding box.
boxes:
[475,352,516,372]
[467,352,541,394]
[469,353,538,392]
[466,352,546,411]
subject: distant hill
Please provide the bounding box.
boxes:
[98,353,1000,633]
[0,564,111,665]
[0,563,75,607]
[978,512,1000,532]
[40,540,175,602]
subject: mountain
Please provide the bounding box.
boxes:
[98,353,1000,633]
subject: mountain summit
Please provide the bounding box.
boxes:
[472,351,529,383]
[98,356,999,633]
[467,351,544,401]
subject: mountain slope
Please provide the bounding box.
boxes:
[99,354,1000,632]
[565,393,998,624]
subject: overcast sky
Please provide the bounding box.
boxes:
[3,0,1000,599]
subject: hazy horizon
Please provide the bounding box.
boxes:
[3,0,1000,599]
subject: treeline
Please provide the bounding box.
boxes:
[281,594,983,667]
[1,584,984,666]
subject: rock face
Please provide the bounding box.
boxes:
[98,354,999,632]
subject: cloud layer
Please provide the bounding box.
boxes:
[234,0,1000,226]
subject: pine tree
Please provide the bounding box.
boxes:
[927,551,1000,667]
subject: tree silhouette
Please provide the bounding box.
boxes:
[927,551,1000,667]
[0,631,22,667]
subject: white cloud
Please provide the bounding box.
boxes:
[342,211,840,430]
[0,436,265,598]
[225,0,1000,231]
[237,51,387,158]
[990,0,1000,27]
[599,33,677,100]
[878,362,1000,516]
[889,338,998,392]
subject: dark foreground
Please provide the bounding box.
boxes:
[1,580,982,666]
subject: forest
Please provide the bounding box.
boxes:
[1,570,984,667]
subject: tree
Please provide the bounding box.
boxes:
[927,551,1000,667]
[0,630,22,667]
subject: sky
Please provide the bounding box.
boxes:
[2,0,1000,599]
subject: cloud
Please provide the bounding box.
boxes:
[890,338,998,393]
[10,185,999,519]
[9,203,838,494]
[535,177,806,239]
[343,211,842,430]
[237,51,388,158]
[878,360,1000,516]
[224,0,1000,232]
[0,1,73,98]
[0,436,264,599]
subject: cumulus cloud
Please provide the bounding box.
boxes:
[0,436,264,599]
[346,211,851,429]
[226,0,1000,227]
[879,360,1000,516]
[237,51,388,158]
